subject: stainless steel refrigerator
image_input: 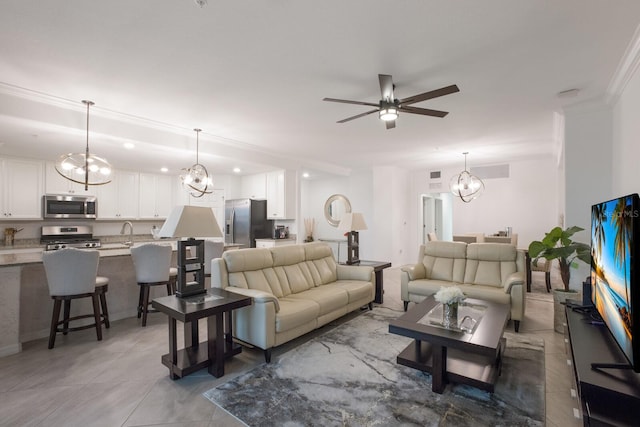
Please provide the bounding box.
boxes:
[225,199,274,248]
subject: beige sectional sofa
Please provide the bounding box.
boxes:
[211,242,375,362]
[401,241,526,331]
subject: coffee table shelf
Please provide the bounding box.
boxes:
[396,337,505,392]
[390,296,509,393]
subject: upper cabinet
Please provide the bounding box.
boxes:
[0,158,44,220]
[139,173,174,219]
[95,170,139,219]
[241,173,266,200]
[266,170,296,220]
[44,162,97,196]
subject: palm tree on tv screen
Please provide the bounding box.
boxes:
[612,198,633,308]
[592,203,607,268]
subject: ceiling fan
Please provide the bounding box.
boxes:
[323,74,460,129]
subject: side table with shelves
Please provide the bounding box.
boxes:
[152,288,252,379]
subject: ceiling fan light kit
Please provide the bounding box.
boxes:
[450,152,485,203]
[324,74,459,129]
[180,128,213,198]
[55,100,112,191]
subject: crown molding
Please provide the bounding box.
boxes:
[607,23,640,104]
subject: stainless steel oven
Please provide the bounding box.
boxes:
[43,194,97,219]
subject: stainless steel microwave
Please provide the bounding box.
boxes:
[43,195,97,219]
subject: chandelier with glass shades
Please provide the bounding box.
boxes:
[55,100,112,191]
[180,128,213,198]
[450,152,484,203]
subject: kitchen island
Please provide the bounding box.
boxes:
[0,240,235,357]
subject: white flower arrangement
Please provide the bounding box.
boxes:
[434,286,466,305]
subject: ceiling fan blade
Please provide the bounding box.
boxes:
[378,74,394,101]
[399,84,460,106]
[399,105,449,118]
[385,120,396,130]
[323,97,379,107]
[336,109,379,123]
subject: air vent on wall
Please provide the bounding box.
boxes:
[430,170,441,180]
[470,164,510,180]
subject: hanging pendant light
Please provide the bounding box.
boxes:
[180,128,213,198]
[55,100,112,191]
[450,152,484,203]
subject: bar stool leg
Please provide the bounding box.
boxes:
[92,293,103,341]
[141,285,151,327]
[49,299,62,349]
[63,299,71,335]
[137,285,144,319]
[99,291,110,328]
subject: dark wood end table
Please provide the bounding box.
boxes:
[341,260,391,303]
[152,288,252,380]
[389,295,509,393]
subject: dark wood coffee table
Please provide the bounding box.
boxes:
[389,295,509,393]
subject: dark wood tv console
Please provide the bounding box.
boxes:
[565,305,640,426]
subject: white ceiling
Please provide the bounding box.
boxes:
[1,1,639,178]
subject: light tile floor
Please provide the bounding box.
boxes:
[0,268,581,426]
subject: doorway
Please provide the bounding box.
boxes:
[422,194,444,244]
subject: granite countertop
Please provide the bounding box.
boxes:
[0,238,180,267]
[255,238,296,242]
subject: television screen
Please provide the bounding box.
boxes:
[590,193,640,372]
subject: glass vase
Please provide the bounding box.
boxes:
[442,302,459,329]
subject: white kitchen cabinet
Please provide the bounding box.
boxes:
[266,170,296,219]
[139,173,174,219]
[44,162,97,196]
[255,239,296,248]
[95,170,139,219]
[0,158,44,220]
[241,173,266,199]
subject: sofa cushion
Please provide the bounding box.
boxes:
[422,241,467,283]
[304,243,338,286]
[275,297,320,332]
[287,287,349,316]
[325,280,374,304]
[464,243,518,287]
[407,279,464,297]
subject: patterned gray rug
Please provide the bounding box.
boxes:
[204,307,544,427]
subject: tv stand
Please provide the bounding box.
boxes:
[565,306,640,426]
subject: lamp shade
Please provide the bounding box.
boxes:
[158,205,223,238]
[339,212,368,231]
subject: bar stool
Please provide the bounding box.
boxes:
[130,243,177,326]
[42,248,110,349]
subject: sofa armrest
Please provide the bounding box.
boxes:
[224,287,280,312]
[401,264,425,281]
[503,271,525,294]
[336,264,374,282]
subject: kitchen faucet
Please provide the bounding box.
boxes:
[120,221,134,247]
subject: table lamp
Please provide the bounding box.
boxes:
[339,212,367,265]
[159,205,223,297]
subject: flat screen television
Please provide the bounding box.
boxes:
[590,193,640,372]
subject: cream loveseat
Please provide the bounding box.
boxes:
[401,241,526,331]
[211,242,375,362]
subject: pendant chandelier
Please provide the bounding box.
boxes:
[450,152,484,203]
[180,128,213,198]
[55,100,112,191]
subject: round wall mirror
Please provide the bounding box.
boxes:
[324,194,352,227]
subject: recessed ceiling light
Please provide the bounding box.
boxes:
[233,167,241,173]
[302,172,310,178]
[160,167,168,173]
[123,142,135,149]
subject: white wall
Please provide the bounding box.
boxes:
[407,157,558,262]
[612,61,640,195]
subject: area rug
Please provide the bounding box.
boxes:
[204,307,545,427]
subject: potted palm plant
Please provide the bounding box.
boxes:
[528,226,591,332]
